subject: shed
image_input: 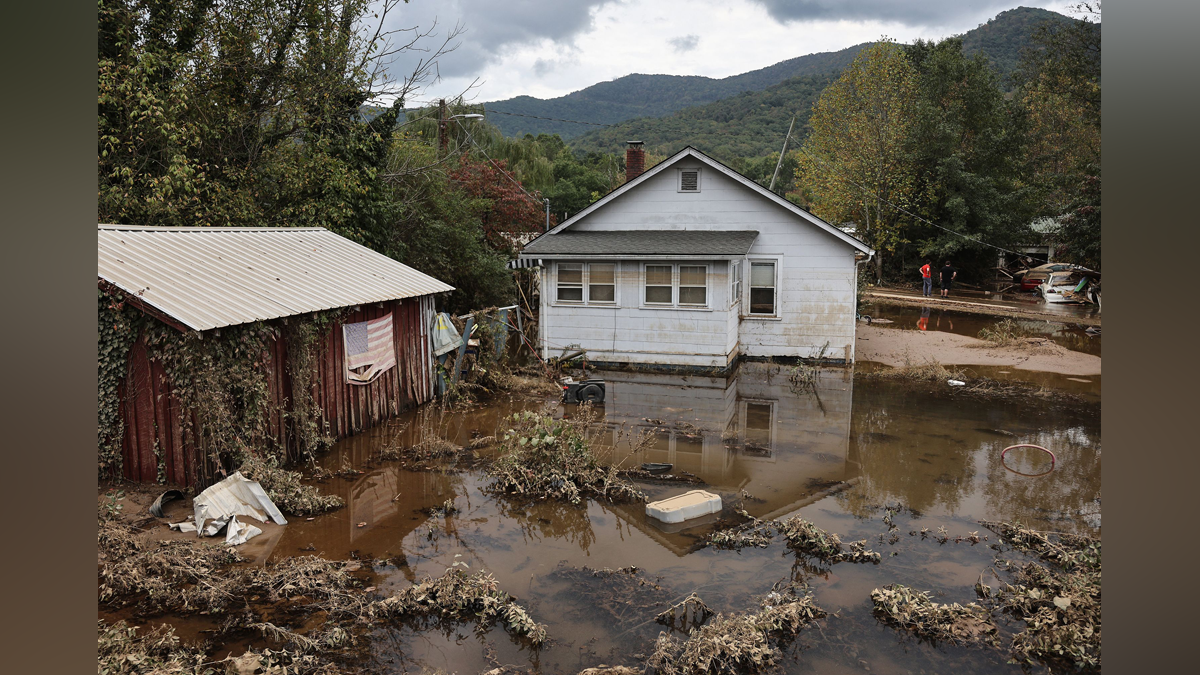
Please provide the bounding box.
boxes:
[519,145,874,372]
[97,225,454,488]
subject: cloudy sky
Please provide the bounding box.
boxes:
[374,0,1074,105]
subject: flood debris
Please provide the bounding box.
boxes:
[551,563,670,627]
[361,568,547,645]
[656,592,715,631]
[778,515,881,564]
[870,584,998,647]
[976,319,1040,348]
[646,584,825,675]
[485,410,644,504]
[981,521,1101,671]
[238,454,344,516]
[149,489,185,517]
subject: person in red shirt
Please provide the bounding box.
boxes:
[919,260,932,296]
[918,306,930,331]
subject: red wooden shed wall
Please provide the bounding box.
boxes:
[117,296,436,488]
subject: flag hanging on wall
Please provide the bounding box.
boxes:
[343,313,396,385]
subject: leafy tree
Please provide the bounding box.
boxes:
[448,158,548,254]
[795,40,922,282]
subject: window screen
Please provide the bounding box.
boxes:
[645,265,672,304]
[749,262,776,315]
[678,265,707,305]
[557,263,583,302]
[588,263,616,302]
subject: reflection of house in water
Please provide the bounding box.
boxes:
[592,362,857,555]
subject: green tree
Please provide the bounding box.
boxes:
[795,40,921,282]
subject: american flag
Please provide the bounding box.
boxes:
[343,313,396,384]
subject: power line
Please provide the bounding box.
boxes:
[456,123,546,207]
[483,109,613,127]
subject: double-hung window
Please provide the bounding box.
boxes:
[642,263,709,308]
[749,261,777,315]
[556,262,616,304]
[644,265,673,305]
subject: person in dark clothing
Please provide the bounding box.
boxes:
[939,261,957,297]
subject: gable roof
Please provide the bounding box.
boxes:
[98,224,454,332]
[525,146,873,255]
[524,230,759,257]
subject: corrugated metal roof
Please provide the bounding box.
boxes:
[98,225,455,331]
[523,230,759,256]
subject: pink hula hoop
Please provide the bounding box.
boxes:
[1001,444,1057,477]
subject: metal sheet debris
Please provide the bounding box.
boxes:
[224,515,263,546]
[149,489,185,517]
[191,472,287,539]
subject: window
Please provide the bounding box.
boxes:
[678,266,707,305]
[749,261,776,315]
[645,265,673,304]
[730,261,742,309]
[557,263,583,302]
[588,263,616,303]
[678,168,701,192]
[556,263,617,305]
[743,402,774,457]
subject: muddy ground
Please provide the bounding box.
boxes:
[855,324,1101,377]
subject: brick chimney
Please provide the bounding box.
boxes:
[625,141,645,183]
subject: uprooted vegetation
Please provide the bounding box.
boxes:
[702,511,880,564]
[485,409,645,504]
[976,318,1041,347]
[859,359,1090,406]
[981,521,1101,671]
[647,584,825,675]
[438,308,559,408]
[360,569,548,645]
[238,453,344,516]
[871,585,999,647]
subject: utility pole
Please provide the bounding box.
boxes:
[544,198,551,232]
[437,99,448,157]
[768,115,796,192]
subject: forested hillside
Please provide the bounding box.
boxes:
[480,6,1076,140]
[482,44,866,139]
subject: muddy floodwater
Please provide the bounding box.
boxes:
[265,362,1099,674]
[863,304,1101,358]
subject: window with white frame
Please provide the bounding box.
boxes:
[588,263,616,303]
[678,265,707,305]
[644,265,673,304]
[730,260,742,309]
[749,261,777,315]
[557,263,583,302]
[642,263,710,308]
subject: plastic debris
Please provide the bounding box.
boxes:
[948,379,966,386]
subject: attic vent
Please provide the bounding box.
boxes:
[680,169,700,192]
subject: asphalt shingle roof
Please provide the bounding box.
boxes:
[523,230,759,256]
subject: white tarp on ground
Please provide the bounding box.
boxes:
[172,472,287,545]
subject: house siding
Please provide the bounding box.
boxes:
[535,154,861,368]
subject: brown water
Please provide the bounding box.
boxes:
[862,304,1102,357]
[268,363,1100,674]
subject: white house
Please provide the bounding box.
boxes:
[518,144,874,372]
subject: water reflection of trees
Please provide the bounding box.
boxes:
[491,496,599,554]
[841,386,980,517]
[981,426,1101,536]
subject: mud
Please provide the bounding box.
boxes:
[862,304,1101,357]
[855,323,1101,377]
[101,360,1100,675]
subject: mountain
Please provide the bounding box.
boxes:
[479,6,1078,142]
[481,43,868,139]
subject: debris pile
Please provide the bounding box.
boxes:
[778,515,881,564]
[363,569,547,645]
[647,585,825,675]
[870,584,998,646]
[982,521,1101,670]
[485,410,644,504]
[239,454,344,516]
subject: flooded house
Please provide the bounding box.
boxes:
[97,224,454,489]
[519,144,874,372]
